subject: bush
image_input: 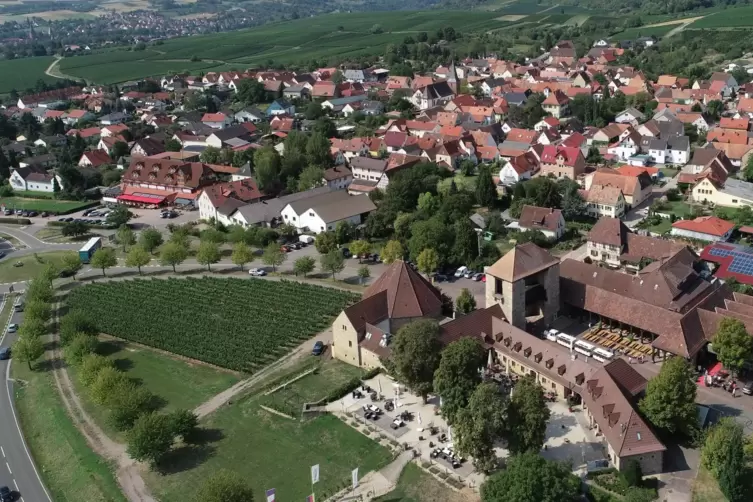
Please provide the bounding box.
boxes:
[60,311,98,345]
[108,385,157,431]
[168,409,199,441]
[63,333,99,365]
[0,217,32,225]
[47,220,114,230]
[325,367,380,402]
[623,459,642,487]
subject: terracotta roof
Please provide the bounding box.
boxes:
[720,117,749,131]
[540,145,582,167]
[518,205,562,233]
[672,216,734,237]
[506,128,538,144]
[123,158,214,189]
[361,261,443,320]
[201,113,228,122]
[584,184,623,205]
[602,359,647,397]
[486,243,558,282]
[542,90,569,106]
[590,169,650,197]
[201,179,266,214]
[81,149,112,167]
[582,367,665,457]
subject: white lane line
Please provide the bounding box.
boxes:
[6,360,53,501]
[13,479,18,490]
[6,461,11,474]
[1,446,4,457]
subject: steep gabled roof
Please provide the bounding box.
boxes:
[486,243,558,283]
[362,261,443,319]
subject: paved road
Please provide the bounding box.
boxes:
[0,295,52,502]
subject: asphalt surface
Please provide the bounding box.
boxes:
[0,294,52,502]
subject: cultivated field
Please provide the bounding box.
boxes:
[65,277,359,372]
[146,359,392,502]
[0,56,57,93]
[690,6,753,28]
[0,196,96,213]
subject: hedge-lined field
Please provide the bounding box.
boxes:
[66,277,360,372]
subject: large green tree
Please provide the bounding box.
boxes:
[196,241,221,271]
[320,248,345,278]
[639,356,697,436]
[712,318,753,376]
[453,217,479,264]
[455,288,477,315]
[701,418,746,502]
[159,241,189,272]
[455,382,507,472]
[507,375,550,454]
[481,452,580,502]
[127,412,176,468]
[390,319,442,401]
[416,247,440,277]
[433,338,484,425]
[139,228,164,254]
[476,165,497,208]
[91,248,117,277]
[261,243,286,272]
[381,240,404,264]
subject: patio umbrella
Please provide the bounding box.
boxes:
[377,378,382,395]
[487,349,494,369]
[447,426,452,442]
[417,411,422,425]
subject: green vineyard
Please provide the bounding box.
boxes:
[66,277,359,372]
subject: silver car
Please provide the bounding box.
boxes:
[7,324,18,333]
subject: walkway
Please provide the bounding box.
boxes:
[335,450,414,501]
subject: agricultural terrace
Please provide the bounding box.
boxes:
[0,56,57,94]
[65,277,359,372]
[57,10,508,83]
[689,5,753,28]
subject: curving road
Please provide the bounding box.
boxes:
[0,294,52,502]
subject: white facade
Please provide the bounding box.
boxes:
[667,147,689,166]
[648,148,666,165]
[670,227,732,242]
[499,163,531,186]
[280,204,360,234]
[9,170,61,193]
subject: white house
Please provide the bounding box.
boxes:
[516,205,565,241]
[671,216,734,242]
[607,131,641,161]
[234,107,265,124]
[322,166,353,190]
[9,166,62,193]
[583,185,626,219]
[280,190,376,234]
[498,152,538,186]
[201,112,232,130]
[615,107,645,125]
[410,81,454,111]
[646,138,667,165]
[666,136,690,165]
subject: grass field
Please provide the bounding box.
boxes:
[609,25,676,40]
[0,196,96,214]
[11,337,127,502]
[259,360,364,417]
[374,463,468,502]
[69,337,241,440]
[0,56,57,94]
[66,277,359,372]
[145,358,392,502]
[0,251,71,283]
[691,464,725,502]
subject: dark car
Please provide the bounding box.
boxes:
[432,273,448,283]
[341,247,352,258]
[0,485,10,502]
[0,252,5,260]
[28,211,38,217]
[0,348,10,361]
[312,341,325,356]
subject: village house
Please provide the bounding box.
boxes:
[227,186,332,228]
[582,185,626,219]
[119,158,217,206]
[322,166,353,190]
[587,217,685,270]
[541,90,570,118]
[538,145,586,180]
[410,81,455,110]
[78,149,112,168]
[516,205,565,241]
[201,112,232,130]
[266,99,295,117]
[234,107,266,124]
[586,169,652,209]
[9,166,62,192]
[671,216,735,242]
[498,152,539,185]
[280,189,376,233]
[197,179,267,225]
[691,176,753,208]
[348,157,389,193]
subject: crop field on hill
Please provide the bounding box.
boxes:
[66,277,359,372]
[689,6,753,28]
[0,56,56,93]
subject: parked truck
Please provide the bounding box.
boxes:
[79,237,102,263]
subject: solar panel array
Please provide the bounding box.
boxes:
[708,246,753,275]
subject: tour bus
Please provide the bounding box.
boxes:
[574,339,595,357]
[593,347,614,363]
[555,333,576,350]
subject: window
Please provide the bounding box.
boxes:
[342,325,347,330]
[348,341,352,347]
[551,383,556,389]
[591,250,598,257]
[309,211,315,217]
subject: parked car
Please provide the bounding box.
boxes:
[7,323,18,333]
[544,329,559,342]
[312,341,325,356]
[454,266,468,278]
[28,211,38,217]
[472,273,483,281]
[280,245,291,253]
[0,253,5,260]
[40,211,48,217]
[463,269,475,279]
[341,247,352,258]
[432,273,448,283]
[2,209,11,216]
[744,381,753,396]
[0,348,10,361]
[0,485,11,502]
[248,268,267,277]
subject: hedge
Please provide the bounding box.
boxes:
[47,221,116,230]
[0,217,32,225]
[325,367,381,403]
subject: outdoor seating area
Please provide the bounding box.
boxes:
[582,329,653,360]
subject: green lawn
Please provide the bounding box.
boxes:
[259,360,364,417]
[69,338,241,441]
[0,56,56,94]
[145,359,392,502]
[35,226,99,244]
[374,463,467,502]
[0,251,72,283]
[11,335,127,502]
[659,167,680,179]
[663,200,693,217]
[648,218,673,235]
[0,197,96,214]
[691,464,726,502]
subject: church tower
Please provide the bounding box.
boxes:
[447,60,459,94]
[27,17,35,41]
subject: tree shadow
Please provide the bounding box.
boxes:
[157,443,217,475]
[32,358,56,373]
[97,340,126,357]
[187,427,225,445]
[113,358,135,372]
[544,413,579,440]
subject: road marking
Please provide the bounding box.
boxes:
[5,361,53,502]
[6,461,11,474]
[0,446,4,457]
[13,479,18,491]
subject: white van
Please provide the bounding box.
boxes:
[299,235,315,244]
[544,329,558,342]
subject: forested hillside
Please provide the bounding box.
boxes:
[555,0,750,15]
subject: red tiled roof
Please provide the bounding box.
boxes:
[362,261,443,319]
[540,145,581,166]
[202,113,228,122]
[81,149,112,167]
[672,216,734,237]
